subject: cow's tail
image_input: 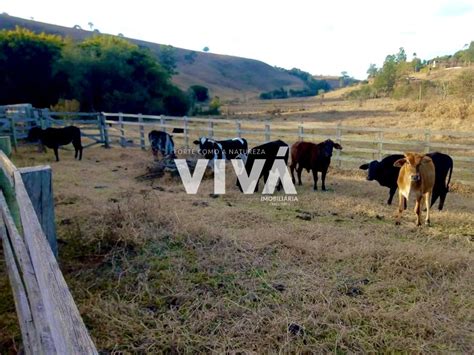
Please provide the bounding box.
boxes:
[446,160,453,192]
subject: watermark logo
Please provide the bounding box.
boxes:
[174,146,297,195]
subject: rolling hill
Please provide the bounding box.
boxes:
[0,14,307,100]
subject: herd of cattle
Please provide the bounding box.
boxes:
[25,126,454,226]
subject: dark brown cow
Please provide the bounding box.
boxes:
[394,152,435,226]
[290,139,342,190]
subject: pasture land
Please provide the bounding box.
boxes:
[1,145,473,353]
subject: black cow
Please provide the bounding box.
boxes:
[359,152,453,210]
[27,126,83,162]
[148,130,175,158]
[236,140,289,193]
[193,137,248,160]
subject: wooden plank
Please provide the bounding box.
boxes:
[138,114,145,150]
[0,150,16,186]
[18,166,57,258]
[0,192,56,354]
[13,171,98,354]
[0,220,38,355]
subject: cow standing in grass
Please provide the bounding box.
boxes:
[193,137,248,161]
[148,130,175,158]
[359,152,453,210]
[290,139,342,191]
[27,126,83,162]
[394,153,435,226]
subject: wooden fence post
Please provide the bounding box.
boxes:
[208,120,214,138]
[424,129,431,153]
[377,131,384,160]
[298,124,304,141]
[9,115,17,151]
[336,122,342,167]
[138,114,145,150]
[119,112,125,147]
[42,109,52,128]
[160,115,166,132]
[184,116,189,148]
[236,121,242,138]
[97,113,105,144]
[18,166,58,258]
[100,113,110,148]
[265,121,270,142]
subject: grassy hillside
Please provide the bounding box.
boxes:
[0,14,306,100]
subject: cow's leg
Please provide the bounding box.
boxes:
[387,186,397,205]
[321,169,328,191]
[424,192,431,225]
[437,189,447,211]
[79,146,83,160]
[290,162,296,184]
[312,169,318,191]
[414,196,422,226]
[297,166,304,186]
[53,147,59,162]
[395,191,404,225]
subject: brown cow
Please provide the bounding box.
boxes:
[290,139,342,190]
[394,153,435,226]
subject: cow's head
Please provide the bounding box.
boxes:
[321,139,343,158]
[394,153,432,182]
[193,137,217,159]
[359,160,380,181]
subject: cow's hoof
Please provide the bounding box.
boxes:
[425,221,431,226]
[395,221,401,225]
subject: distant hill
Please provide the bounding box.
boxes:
[0,14,307,100]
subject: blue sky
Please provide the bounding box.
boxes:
[1,0,473,79]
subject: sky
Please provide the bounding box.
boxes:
[1,0,473,79]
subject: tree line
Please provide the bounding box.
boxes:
[0,27,194,115]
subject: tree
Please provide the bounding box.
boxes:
[203,46,209,52]
[88,22,94,30]
[367,63,378,78]
[159,45,178,74]
[58,35,189,114]
[189,85,209,102]
[73,25,82,30]
[0,27,65,107]
[396,47,407,62]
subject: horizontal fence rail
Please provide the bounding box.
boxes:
[1,105,473,184]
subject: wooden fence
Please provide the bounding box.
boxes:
[1,105,473,184]
[0,149,97,354]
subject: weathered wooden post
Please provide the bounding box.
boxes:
[9,115,18,151]
[265,121,271,142]
[336,122,342,168]
[377,131,384,160]
[424,129,431,153]
[183,116,189,148]
[236,121,242,138]
[18,166,58,258]
[118,112,125,147]
[208,120,214,138]
[160,115,166,132]
[138,114,145,150]
[298,124,304,142]
[0,136,12,157]
[100,113,110,148]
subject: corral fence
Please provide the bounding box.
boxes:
[1,104,473,184]
[0,143,97,353]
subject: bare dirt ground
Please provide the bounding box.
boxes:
[1,144,473,353]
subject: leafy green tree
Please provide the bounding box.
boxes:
[159,45,178,74]
[203,46,209,52]
[0,27,65,106]
[396,47,407,62]
[367,63,378,78]
[373,54,398,95]
[189,85,209,102]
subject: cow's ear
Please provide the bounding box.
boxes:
[334,143,342,150]
[193,140,199,145]
[359,163,369,170]
[393,158,406,167]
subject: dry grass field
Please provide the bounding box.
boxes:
[1,141,473,353]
